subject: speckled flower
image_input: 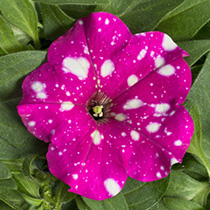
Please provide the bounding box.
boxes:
[17,12,194,200]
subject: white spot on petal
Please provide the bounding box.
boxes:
[171,158,179,166]
[110,112,116,117]
[130,130,140,141]
[61,102,74,111]
[84,46,89,54]
[174,140,182,146]
[105,18,110,25]
[155,103,170,113]
[31,81,44,92]
[137,49,147,60]
[79,20,83,25]
[123,99,143,110]
[121,132,126,137]
[156,172,162,178]
[127,74,138,87]
[158,64,175,76]
[104,178,121,196]
[162,34,177,51]
[62,57,90,80]
[150,51,155,57]
[155,56,165,68]
[37,92,47,99]
[101,59,115,77]
[170,110,176,116]
[28,121,36,127]
[91,130,101,145]
[115,113,126,121]
[146,122,161,133]
[72,174,78,180]
[66,91,70,96]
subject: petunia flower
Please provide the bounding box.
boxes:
[17,12,194,200]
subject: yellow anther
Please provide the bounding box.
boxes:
[93,105,103,114]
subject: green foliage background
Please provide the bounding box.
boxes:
[0,0,210,209]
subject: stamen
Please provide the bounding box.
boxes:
[93,105,103,114]
[87,92,110,123]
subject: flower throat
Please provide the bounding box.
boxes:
[88,92,110,123]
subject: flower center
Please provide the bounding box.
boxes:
[87,92,110,123]
[90,105,104,120]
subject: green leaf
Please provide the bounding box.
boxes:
[147,200,168,210]
[172,153,208,180]
[21,194,43,206]
[59,5,96,19]
[0,15,28,55]
[187,106,210,178]
[160,0,206,20]
[1,159,23,174]
[61,199,78,210]
[0,51,48,160]
[186,52,210,173]
[0,179,17,190]
[0,0,40,49]
[165,171,210,206]
[22,155,37,180]
[123,177,169,210]
[59,183,76,204]
[194,21,210,40]
[178,40,210,67]
[164,197,205,210]
[76,197,91,210]
[191,65,203,84]
[0,161,12,179]
[33,0,108,5]
[53,182,76,209]
[0,200,14,210]
[157,0,210,41]
[13,174,40,198]
[40,4,75,41]
[117,0,185,33]
[11,25,33,47]
[83,192,129,210]
[192,183,210,207]
[0,188,24,209]
[0,46,7,56]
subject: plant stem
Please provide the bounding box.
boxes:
[54,182,65,210]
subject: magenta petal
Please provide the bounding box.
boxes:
[112,57,191,107]
[81,12,132,97]
[48,122,127,200]
[109,57,194,181]
[104,113,192,182]
[89,30,187,99]
[19,63,97,105]
[17,103,91,143]
[97,119,174,181]
[47,119,96,187]
[116,109,193,181]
